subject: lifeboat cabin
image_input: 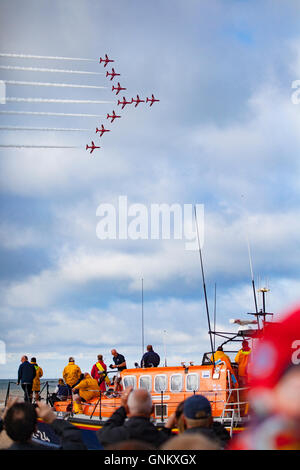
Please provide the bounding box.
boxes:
[54,359,247,429]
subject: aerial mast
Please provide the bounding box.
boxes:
[194,206,215,366]
[141,278,144,356]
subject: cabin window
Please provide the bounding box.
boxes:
[154,374,167,393]
[154,404,168,419]
[170,374,183,392]
[122,376,136,390]
[186,373,199,392]
[139,375,152,391]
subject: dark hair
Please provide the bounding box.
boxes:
[31,357,36,363]
[4,402,37,443]
[175,400,185,419]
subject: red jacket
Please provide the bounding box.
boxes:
[91,361,108,392]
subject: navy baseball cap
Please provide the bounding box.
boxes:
[183,395,212,419]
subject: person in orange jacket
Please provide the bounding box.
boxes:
[211,346,238,388]
[31,357,43,402]
[72,373,100,414]
[63,357,82,388]
[235,340,251,386]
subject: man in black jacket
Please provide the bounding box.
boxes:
[17,355,36,402]
[141,345,160,368]
[2,399,87,450]
[97,386,172,448]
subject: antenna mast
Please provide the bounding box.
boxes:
[141,278,144,356]
[194,206,215,366]
[246,236,260,329]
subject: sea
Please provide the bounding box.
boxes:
[0,379,58,408]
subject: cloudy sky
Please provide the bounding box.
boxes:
[1,0,300,378]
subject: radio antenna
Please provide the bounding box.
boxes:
[246,236,260,329]
[194,206,215,366]
[213,283,217,351]
[141,278,144,356]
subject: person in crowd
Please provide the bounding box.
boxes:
[17,356,36,402]
[235,340,251,386]
[97,386,172,448]
[91,354,110,392]
[211,346,238,388]
[230,305,300,450]
[2,398,87,450]
[30,357,43,402]
[161,433,220,450]
[72,372,100,414]
[62,357,82,388]
[174,400,186,433]
[49,379,71,405]
[181,394,231,448]
[106,440,156,450]
[110,349,126,393]
[141,345,160,368]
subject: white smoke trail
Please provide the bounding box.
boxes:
[0,53,97,62]
[0,145,81,149]
[0,126,90,132]
[0,65,103,75]
[7,97,114,104]
[5,80,107,89]
[0,111,104,117]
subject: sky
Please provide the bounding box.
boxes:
[1,0,300,378]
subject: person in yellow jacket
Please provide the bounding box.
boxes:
[63,357,82,388]
[72,373,100,414]
[235,340,251,386]
[211,347,238,388]
[30,357,43,402]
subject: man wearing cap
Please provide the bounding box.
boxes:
[182,394,230,448]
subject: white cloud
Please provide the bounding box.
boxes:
[0,223,39,250]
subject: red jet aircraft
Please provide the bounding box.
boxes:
[117,96,132,110]
[106,68,120,81]
[146,94,160,106]
[86,141,100,154]
[131,94,145,107]
[99,54,114,67]
[107,110,121,123]
[96,124,110,137]
[112,82,126,95]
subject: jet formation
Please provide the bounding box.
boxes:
[86,54,159,155]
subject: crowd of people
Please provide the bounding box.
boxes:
[16,345,162,407]
[0,385,229,450]
[1,305,300,451]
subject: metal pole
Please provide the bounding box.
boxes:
[194,206,215,366]
[246,237,260,329]
[213,283,217,351]
[141,278,144,356]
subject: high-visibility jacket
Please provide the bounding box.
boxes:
[211,351,238,388]
[63,362,82,387]
[73,374,100,401]
[96,362,110,384]
[235,349,251,377]
[31,363,43,392]
[91,361,110,392]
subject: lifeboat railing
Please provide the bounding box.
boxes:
[68,386,249,427]
[4,380,51,407]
